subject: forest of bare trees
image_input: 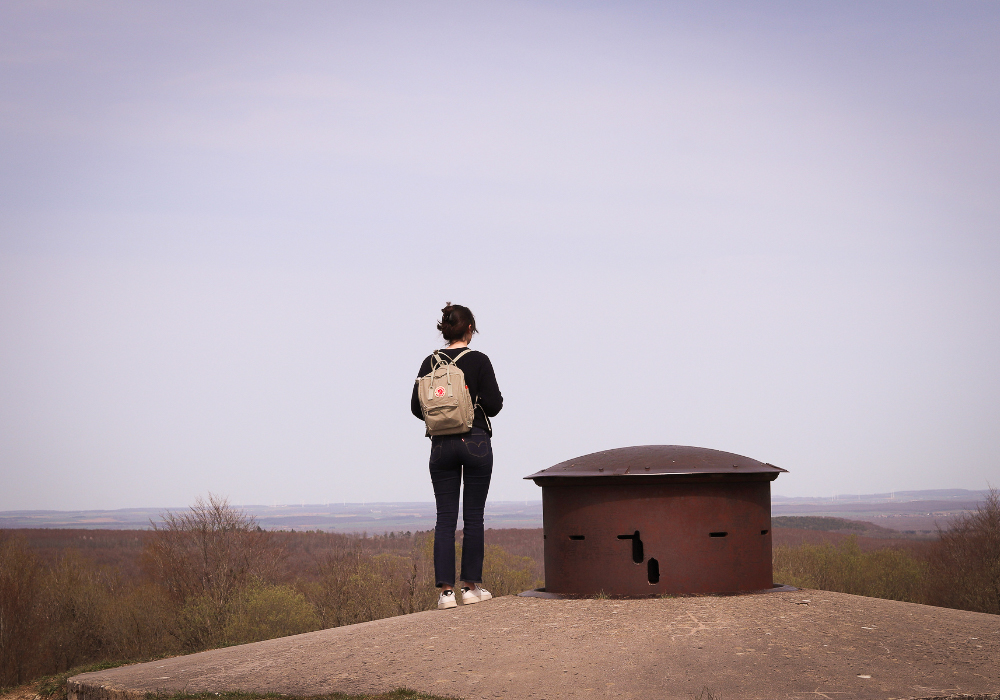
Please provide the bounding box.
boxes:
[2,489,998,692]
[0,495,540,689]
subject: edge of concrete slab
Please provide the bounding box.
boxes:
[65,679,1000,700]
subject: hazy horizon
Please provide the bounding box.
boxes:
[1,487,989,536]
[2,2,998,510]
[2,486,994,513]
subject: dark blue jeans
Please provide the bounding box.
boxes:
[429,428,493,587]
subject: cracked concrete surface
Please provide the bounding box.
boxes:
[69,590,1000,700]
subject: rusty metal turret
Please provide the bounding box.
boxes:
[525,445,786,596]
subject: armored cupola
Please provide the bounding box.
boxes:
[525,445,787,596]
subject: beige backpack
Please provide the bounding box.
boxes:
[417,349,476,436]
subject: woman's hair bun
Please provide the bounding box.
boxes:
[436,303,477,343]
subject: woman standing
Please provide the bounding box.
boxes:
[411,303,503,609]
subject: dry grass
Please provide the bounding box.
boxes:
[0,678,457,700]
[156,692,457,700]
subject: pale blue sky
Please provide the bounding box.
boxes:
[1,1,998,510]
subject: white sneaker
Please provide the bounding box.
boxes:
[437,589,457,609]
[461,586,493,605]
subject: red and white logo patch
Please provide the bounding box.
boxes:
[434,386,446,398]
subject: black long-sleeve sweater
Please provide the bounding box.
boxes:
[411,348,503,435]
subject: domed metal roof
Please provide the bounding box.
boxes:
[524,445,786,482]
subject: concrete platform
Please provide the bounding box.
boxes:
[69,590,1000,700]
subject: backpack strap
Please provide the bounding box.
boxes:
[427,351,444,400]
[429,350,448,375]
[444,349,472,397]
[449,349,491,433]
[426,349,472,400]
[474,400,492,434]
[431,348,471,366]
[431,348,472,362]
[451,348,473,363]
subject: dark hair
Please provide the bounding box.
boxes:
[437,302,477,343]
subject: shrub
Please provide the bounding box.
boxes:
[367,552,438,618]
[41,551,113,671]
[773,535,927,602]
[304,545,437,628]
[0,534,44,686]
[102,581,177,660]
[142,494,278,601]
[926,487,1000,614]
[141,494,281,647]
[175,593,223,651]
[482,545,541,596]
[223,584,321,645]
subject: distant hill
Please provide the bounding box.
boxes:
[771,515,901,536]
[772,488,990,504]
